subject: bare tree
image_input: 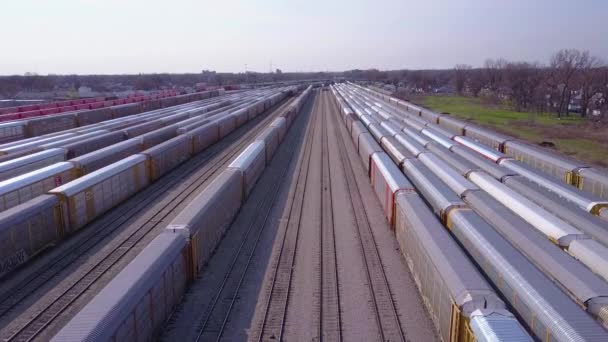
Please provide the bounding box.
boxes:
[453,64,472,95]
[577,57,604,117]
[504,62,543,112]
[484,58,507,94]
[548,49,590,117]
[467,69,485,97]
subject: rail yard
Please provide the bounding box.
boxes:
[0,81,607,342]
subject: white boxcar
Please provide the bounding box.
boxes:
[50,155,149,232]
[141,135,192,181]
[269,117,288,142]
[0,121,26,144]
[227,141,266,198]
[254,126,280,163]
[52,233,188,342]
[189,122,220,155]
[69,138,142,176]
[370,152,414,226]
[0,162,76,212]
[166,169,242,277]
[0,194,63,278]
[0,148,67,182]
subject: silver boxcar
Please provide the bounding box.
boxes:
[401,158,466,222]
[577,168,608,201]
[166,169,243,277]
[394,132,426,158]
[269,117,288,142]
[499,159,608,215]
[0,194,63,278]
[447,207,608,341]
[0,148,66,182]
[450,145,515,181]
[394,192,504,342]
[357,132,383,174]
[421,127,455,149]
[368,123,391,142]
[61,131,125,159]
[504,176,608,246]
[437,115,467,135]
[51,233,188,342]
[189,122,220,155]
[379,136,415,167]
[216,114,237,138]
[122,120,165,139]
[469,310,532,342]
[111,103,142,119]
[503,140,583,184]
[463,124,511,151]
[425,142,478,177]
[350,121,367,145]
[227,141,266,198]
[76,107,113,126]
[453,136,507,163]
[69,138,142,176]
[140,125,179,150]
[0,133,77,155]
[0,162,76,212]
[255,126,280,163]
[50,154,149,232]
[233,108,249,127]
[468,171,585,247]
[418,152,478,197]
[380,120,402,136]
[420,108,442,124]
[464,190,608,325]
[25,113,78,137]
[141,135,192,181]
[568,239,608,283]
[370,152,413,225]
[401,126,430,146]
[0,121,26,144]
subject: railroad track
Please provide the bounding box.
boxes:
[253,92,320,341]
[327,91,406,341]
[188,89,315,342]
[319,92,342,341]
[0,96,297,342]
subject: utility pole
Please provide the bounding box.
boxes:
[244,64,248,84]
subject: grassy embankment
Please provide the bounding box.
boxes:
[419,95,608,167]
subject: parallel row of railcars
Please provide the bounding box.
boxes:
[51,86,313,342]
[351,81,608,286]
[350,82,608,203]
[331,85,534,341]
[333,84,608,341]
[0,90,222,144]
[0,92,241,213]
[0,90,180,125]
[0,88,292,279]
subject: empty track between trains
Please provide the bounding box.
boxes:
[162,90,435,341]
[251,91,432,341]
[0,96,298,342]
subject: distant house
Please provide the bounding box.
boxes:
[78,86,95,98]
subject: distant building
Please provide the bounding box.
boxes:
[78,86,95,97]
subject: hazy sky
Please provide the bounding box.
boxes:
[2,0,607,74]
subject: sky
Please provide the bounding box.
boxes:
[1,0,607,75]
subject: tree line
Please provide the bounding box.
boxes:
[347,49,608,120]
[0,71,331,98]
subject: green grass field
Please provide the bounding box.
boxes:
[419,95,608,166]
